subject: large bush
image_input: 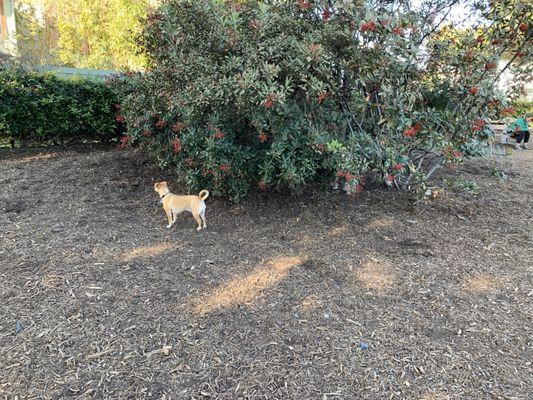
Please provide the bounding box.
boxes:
[117,0,531,200]
[0,67,121,145]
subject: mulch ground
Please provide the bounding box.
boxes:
[1,146,532,399]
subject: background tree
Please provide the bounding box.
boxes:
[14,0,151,70]
[54,0,150,69]
[14,1,55,66]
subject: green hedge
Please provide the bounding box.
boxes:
[0,67,121,146]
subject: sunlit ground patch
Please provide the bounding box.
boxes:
[461,273,502,294]
[292,234,315,246]
[299,294,321,311]
[192,256,304,315]
[121,242,176,261]
[13,152,60,164]
[328,224,350,236]
[355,258,395,293]
[41,274,65,288]
[365,216,394,230]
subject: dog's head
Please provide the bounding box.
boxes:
[154,181,169,195]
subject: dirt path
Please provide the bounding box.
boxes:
[1,147,532,399]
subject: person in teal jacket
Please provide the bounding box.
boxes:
[506,114,530,150]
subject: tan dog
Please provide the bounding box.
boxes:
[154,181,209,231]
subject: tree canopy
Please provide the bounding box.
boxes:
[15,0,151,69]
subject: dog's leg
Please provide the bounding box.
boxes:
[200,210,207,229]
[192,211,202,231]
[171,210,178,225]
[164,207,173,228]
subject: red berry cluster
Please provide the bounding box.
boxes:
[298,0,311,11]
[314,143,326,152]
[392,163,404,171]
[403,122,422,138]
[258,132,268,143]
[309,43,320,53]
[471,119,485,132]
[213,128,225,139]
[336,171,353,181]
[391,27,403,35]
[487,100,499,109]
[172,121,184,133]
[262,93,276,108]
[317,91,327,104]
[171,138,181,153]
[118,135,129,149]
[360,21,376,32]
[468,87,478,95]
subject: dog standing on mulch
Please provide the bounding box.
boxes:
[154,181,209,231]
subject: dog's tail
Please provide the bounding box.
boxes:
[199,190,209,201]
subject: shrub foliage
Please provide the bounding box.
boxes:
[117,0,532,200]
[0,67,121,145]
